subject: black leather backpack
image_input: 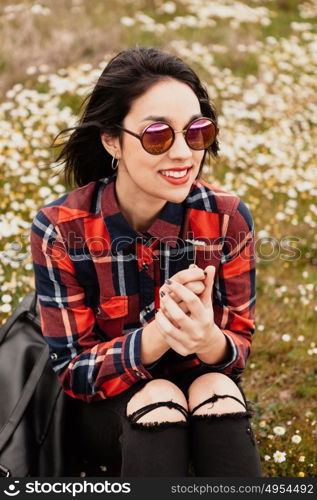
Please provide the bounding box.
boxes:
[0,291,68,477]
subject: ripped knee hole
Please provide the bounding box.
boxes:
[127,400,189,430]
[189,393,253,418]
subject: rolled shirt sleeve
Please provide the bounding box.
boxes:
[195,199,256,376]
[30,209,154,403]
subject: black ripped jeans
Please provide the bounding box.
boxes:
[65,367,262,477]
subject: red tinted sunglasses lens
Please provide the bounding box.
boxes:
[186,119,216,150]
[142,123,173,154]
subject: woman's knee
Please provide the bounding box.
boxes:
[188,372,247,415]
[126,379,188,424]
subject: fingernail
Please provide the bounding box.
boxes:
[160,290,165,297]
[165,279,172,285]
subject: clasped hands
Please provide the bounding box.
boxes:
[155,264,219,357]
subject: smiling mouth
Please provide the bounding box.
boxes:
[157,167,193,185]
[159,167,192,178]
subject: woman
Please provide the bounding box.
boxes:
[30,46,262,477]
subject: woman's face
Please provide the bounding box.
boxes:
[102,78,205,206]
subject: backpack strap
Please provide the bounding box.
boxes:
[0,292,40,345]
[0,345,49,452]
[29,291,38,317]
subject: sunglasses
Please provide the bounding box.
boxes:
[115,117,218,155]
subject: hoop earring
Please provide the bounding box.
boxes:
[111,156,119,170]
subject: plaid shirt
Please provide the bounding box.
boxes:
[30,173,256,403]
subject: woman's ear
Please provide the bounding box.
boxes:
[100,133,121,159]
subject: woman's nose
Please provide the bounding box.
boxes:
[168,131,192,159]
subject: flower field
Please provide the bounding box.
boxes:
[0,0,316,477]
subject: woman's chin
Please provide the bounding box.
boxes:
[162,186,192,204]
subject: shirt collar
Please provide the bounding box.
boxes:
[100,172,184,251]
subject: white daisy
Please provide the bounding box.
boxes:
[273,426,286,435]
[291,435,302,444]
[273,450,286,463]
[281,334,291,342]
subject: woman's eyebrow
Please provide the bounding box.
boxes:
[140,113,203,124]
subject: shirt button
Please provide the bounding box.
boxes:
[142,262,149,270]
[50,353,58,360]
[135,370,144,378]
[145,305,151,314]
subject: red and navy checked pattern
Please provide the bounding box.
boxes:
[30,173,256,402]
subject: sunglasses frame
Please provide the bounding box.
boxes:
[115,116,218,155]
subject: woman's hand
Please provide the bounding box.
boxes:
[160,264,206,315]
[155,265,218,357]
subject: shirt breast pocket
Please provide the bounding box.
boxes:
[95,295,129,338]
[195,247,221,274]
